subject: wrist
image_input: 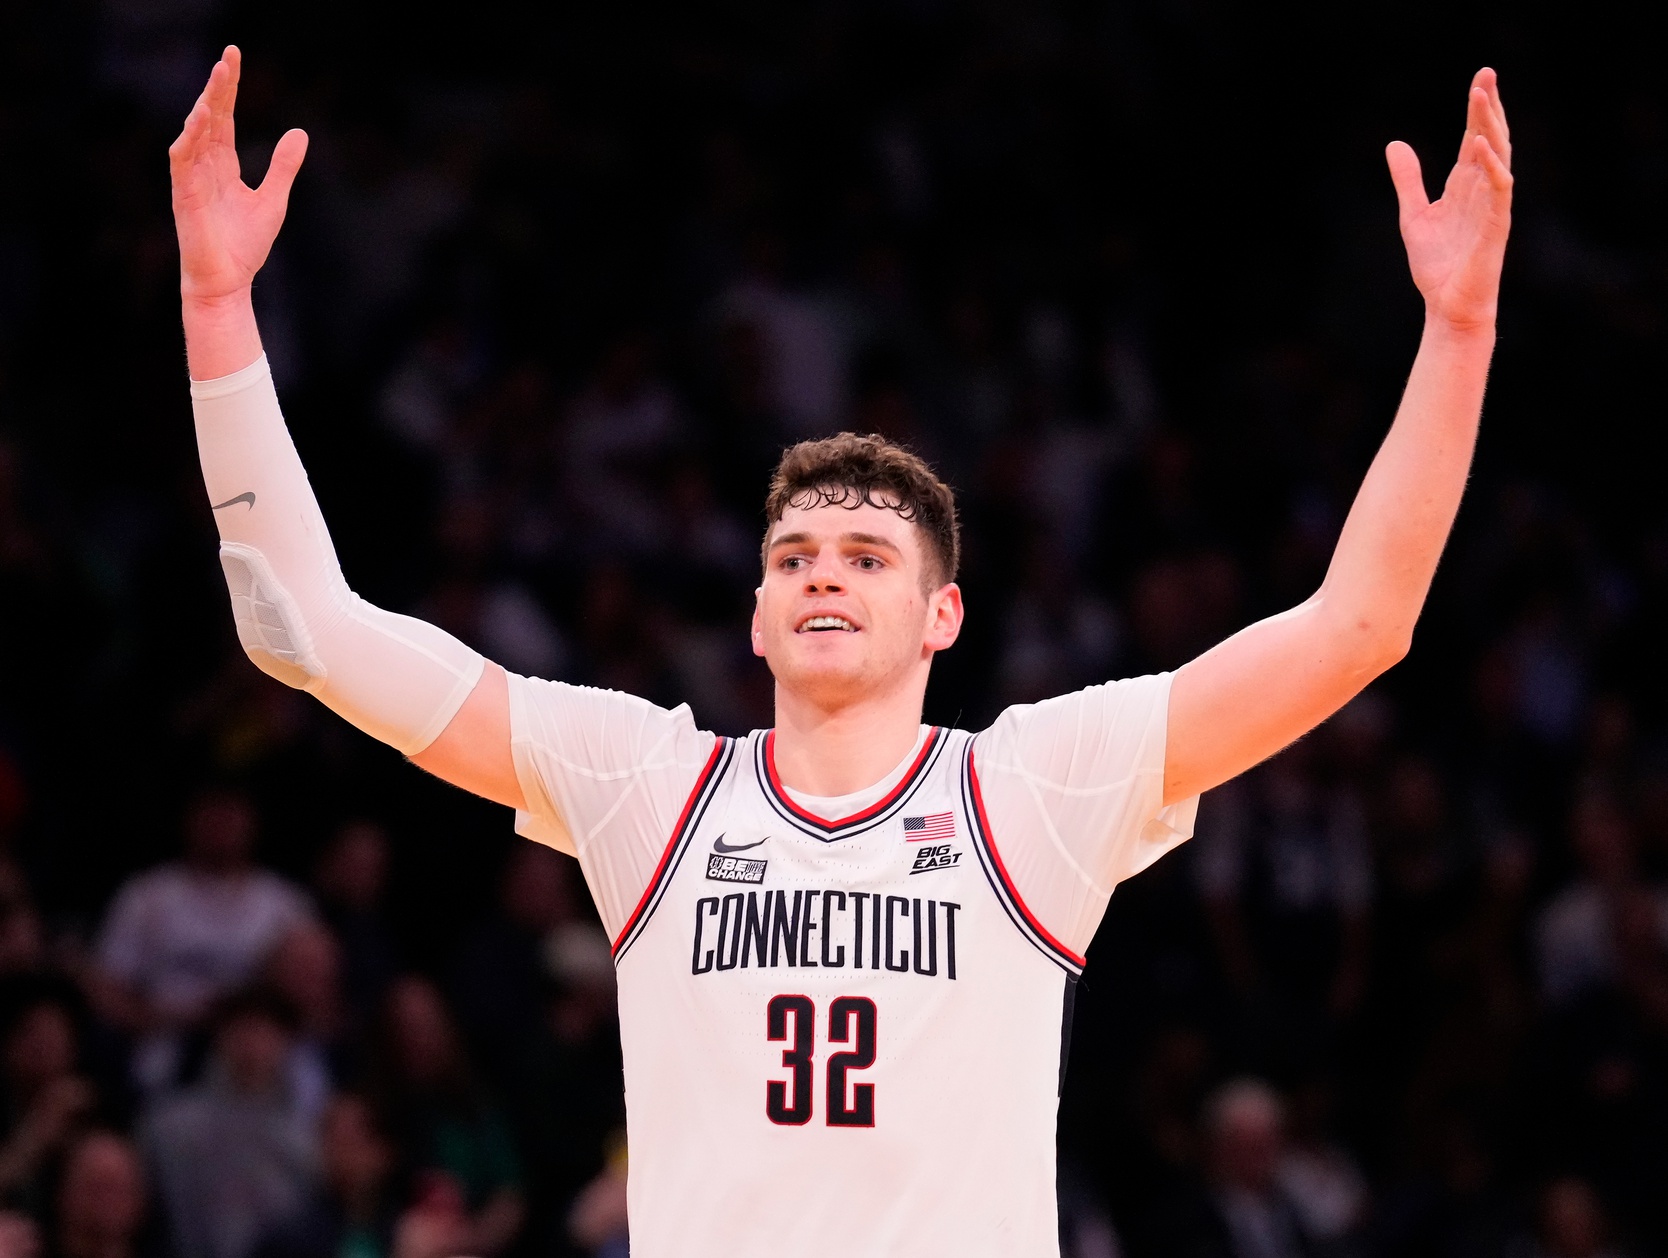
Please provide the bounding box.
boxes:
[181,285,255,317]
[182,287,263,381]
[1423,305,1497,342]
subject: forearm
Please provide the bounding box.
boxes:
[1315,314,1495,659]
[193,357,484,754]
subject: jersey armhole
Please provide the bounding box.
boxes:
[962,740,1087,973]
[611,737,735,962]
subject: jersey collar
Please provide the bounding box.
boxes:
[758,726,947,841]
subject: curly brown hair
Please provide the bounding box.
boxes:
[763,432,960,588]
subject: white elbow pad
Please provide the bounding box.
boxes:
[218,542,327,690]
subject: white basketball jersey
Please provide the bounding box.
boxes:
[612,726,1084,1258]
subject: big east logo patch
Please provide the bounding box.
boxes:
[910,843,961,875]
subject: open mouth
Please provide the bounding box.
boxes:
[797,615,858,633]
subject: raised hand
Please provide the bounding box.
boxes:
[169,46,308,306]
[1386,68,1513,331]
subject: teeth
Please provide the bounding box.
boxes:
[800,616,856,632]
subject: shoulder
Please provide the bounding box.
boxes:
[978,673,1174,761]
[505,676,720,860]
[105,864,190,915]
[507,674,712,751]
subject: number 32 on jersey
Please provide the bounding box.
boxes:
[766,994,877,1127]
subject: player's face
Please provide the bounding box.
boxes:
[753,498,962,707]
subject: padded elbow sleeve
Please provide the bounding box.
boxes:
[193,357,484,755]
[218,541,327,689]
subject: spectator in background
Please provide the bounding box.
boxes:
[520,920,624,1245]
[139,990,318,1258]
[311,823,398,1040]
[1160,1079,1317,1258]
[566,1134,628,1258]
[449,843,577,1086]
[1531,790,1668,1237]
[49,1130,152,1258]
[710,232,851,441]
[0,862,44,984]
[371,977,523,1257]
[252,1095,398,1258]
[1367,755,1469,1069]
[1536,792,1668,1010]
[564,334,688,557]
[389,1175,473,1258]
[1276,1078,1367,1254]
[1520,1177,1630,1258]
[1194,743,1372,1073]
[260,925,347,1124]
[0,987,95,1213]
[0,1210,36,1258]
[90,789,314,1093]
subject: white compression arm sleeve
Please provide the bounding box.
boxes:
[192,356,485,755]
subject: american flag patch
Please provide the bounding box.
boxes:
[903,812,956,842]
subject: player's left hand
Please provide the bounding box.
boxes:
[1387,67,1513,331]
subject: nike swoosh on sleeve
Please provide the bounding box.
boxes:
[211,492,256,511]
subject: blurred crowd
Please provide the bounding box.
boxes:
[1,0,1665,1256]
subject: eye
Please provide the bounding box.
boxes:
[855,555,883,571]
[780,555,808,571]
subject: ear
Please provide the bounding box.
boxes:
[923,583,964,653]
[751,588,766,658]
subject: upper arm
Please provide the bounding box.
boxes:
[410,662,524,810]
[1164,595,1403,805]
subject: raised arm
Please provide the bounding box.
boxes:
[1163,68,1513,805]
[174,47,522,808]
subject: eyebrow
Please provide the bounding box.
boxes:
[768,531,904,554]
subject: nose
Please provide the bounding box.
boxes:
[802,547,844,594]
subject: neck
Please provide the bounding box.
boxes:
[772,676,927,796]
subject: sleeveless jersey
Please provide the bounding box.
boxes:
[612,726,1084,1258]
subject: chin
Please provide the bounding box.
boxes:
[769,646,872,699]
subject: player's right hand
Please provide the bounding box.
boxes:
[169,46,307,306]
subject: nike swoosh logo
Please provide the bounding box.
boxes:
[712,834,767,854]
[211,492,256,511]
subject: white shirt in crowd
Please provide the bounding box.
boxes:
[97,863,314,1088]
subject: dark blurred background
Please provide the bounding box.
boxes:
[2,1,1665,1256]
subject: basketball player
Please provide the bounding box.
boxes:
[171,47,1511,1257]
